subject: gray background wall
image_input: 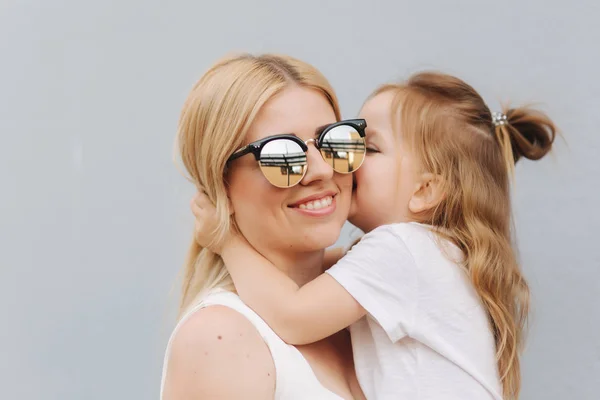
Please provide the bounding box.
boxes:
[1,0,598,398]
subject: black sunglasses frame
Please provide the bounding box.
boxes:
[227,119,367,164]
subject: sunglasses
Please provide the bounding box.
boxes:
[227,119,367,188]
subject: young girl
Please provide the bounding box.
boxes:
[192,72,556,399]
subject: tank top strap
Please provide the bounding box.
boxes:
[160,289,293,399]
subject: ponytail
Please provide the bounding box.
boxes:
[494,107,556,175]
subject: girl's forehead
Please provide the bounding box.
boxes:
[360,93,397,143]
[361,90,396,114]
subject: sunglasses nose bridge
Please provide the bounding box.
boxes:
[304,138,317,148]
[303,137,328,164]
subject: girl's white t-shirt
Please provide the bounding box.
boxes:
[326,222,503,400]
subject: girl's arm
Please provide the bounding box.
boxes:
[324,236,362,271]
[190,191,365,345]
[220,236,366,345]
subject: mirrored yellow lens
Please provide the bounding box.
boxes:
[320,125,365,173]
[258,139,307,187]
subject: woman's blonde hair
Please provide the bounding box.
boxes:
[372,72,556,399]
[176,54,340,316]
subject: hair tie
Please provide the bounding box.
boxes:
[492,111,508,127]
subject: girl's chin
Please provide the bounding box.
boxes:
[347,211,373,233]
[348,200,358,221]
[347,212,362,230]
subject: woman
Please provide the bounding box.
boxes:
[161,54,366,399]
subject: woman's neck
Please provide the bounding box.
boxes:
[258,247,325,287]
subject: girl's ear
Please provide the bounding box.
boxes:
[408,173,445,214]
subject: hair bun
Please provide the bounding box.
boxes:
[504,107,556,163]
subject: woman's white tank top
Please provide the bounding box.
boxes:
[160,289,345,399]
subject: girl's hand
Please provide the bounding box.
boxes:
[190,190,230,254]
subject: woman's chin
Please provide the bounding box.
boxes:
[301,232,339,252]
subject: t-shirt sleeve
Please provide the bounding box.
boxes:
[326,225,417,342]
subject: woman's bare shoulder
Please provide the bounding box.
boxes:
[162,305,276,400]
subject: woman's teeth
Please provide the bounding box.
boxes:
[298,196,333,210]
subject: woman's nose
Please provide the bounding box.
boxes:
[300,142,334,186]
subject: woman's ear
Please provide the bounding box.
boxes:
[223,182,235,216]
[227,196,234,216]
[408,173,445,214]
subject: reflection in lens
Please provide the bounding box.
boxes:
[320,125,365,173]
[259,139,307,187]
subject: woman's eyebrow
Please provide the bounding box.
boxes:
[269,123,332,138]
[261,123,334,140]
[314,123,332,137]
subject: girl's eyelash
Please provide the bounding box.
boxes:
[366,147,379,153]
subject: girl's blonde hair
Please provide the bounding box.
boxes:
[176,54,340,317]
[373,72,556,399]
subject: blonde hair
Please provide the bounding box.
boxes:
[372,72,556,399]
[176,54,340,316]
